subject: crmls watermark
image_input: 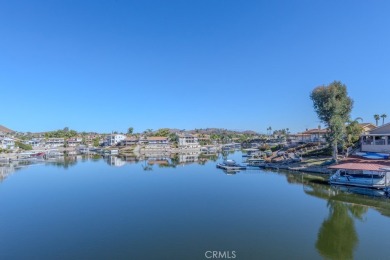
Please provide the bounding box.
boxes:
[204,251,237,259]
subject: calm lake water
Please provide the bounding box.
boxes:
[1,151,389,259]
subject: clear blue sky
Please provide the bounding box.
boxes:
[1,0,389,134]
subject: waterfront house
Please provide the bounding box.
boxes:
[139,136,148,145]
[46,138,65,148]
[0,137,15,150]
[145,137,170,149]
[288,133,311,143]
[24,138,45,148]
[178,134,201,149]
[106,134,126,146]
[194,134,211,145]
[299,128,328,143]
[120,137,139,146]
[361,123,390,153]
[83,134,101,145]
[359,123,377,135]
[67,137,83,147]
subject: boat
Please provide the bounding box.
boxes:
[216,160,246,171]
[328,163,390,189]
[246,158,266,167]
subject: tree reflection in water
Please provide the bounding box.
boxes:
[316,200,367,260]
[286,172,390,260]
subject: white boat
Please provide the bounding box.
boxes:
[329,164,390,189]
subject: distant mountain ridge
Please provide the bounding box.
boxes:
[0,125,14,133]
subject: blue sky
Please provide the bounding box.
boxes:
[1,0,389,134]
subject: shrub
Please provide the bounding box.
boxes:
[15,141,33,150]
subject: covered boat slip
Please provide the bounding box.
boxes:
[328,163,390,189]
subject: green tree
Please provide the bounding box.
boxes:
[144,129,153,136]
[154,128,170,137]
[344,117,363,152]
[381,114,387,125]
[15,141,33,150]
[169,133,179,147]
[127,127,134,135]
[374,114,380,126]
[310,81,353,162]
[93,137,100,147]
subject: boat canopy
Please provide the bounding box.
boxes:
[328,163,390,172]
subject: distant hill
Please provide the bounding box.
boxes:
[0,125,14,133]
[188,128,259,135]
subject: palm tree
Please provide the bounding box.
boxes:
[374,114,380,126]
[381,114,387,125]
[354,117,363,122]
[267,126,272,136]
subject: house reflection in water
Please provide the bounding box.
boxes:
[0,164,17,183]
[178,152,200,165]
[105,156,126,167]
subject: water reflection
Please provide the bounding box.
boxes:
[300,176,390,217]
[0,163,18,183]
[316,200,363,259]
[104,156,126,167]
[296,173,390,260]
[46,156,78,169]
[1,153,390,259]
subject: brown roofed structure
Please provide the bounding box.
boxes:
[328,163,390,171]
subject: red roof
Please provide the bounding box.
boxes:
[328,163,390,171]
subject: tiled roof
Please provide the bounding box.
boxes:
[360,123,375,127]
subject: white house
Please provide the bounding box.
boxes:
[361,123,390,153]
[106,134,126,146]
[178,134,201,149]
[24,138,44,148]
[67,137,83,147]
[46,138,65,148]
[0,137,15,150]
